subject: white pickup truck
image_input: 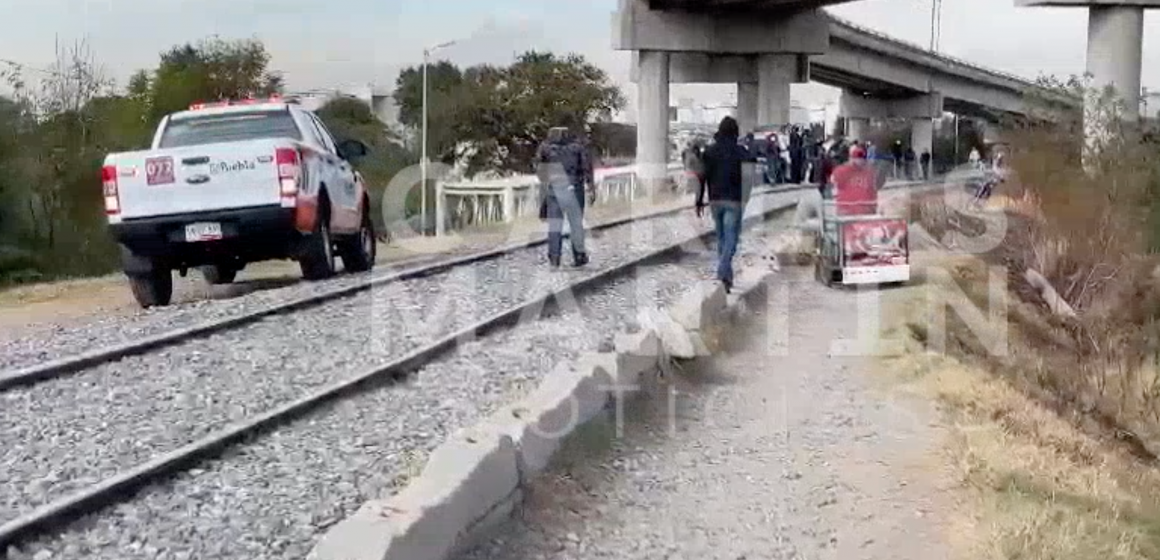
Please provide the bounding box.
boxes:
[102,97,376,307]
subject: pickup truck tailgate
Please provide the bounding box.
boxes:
[111,139,288,219]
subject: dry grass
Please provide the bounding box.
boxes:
[878,259,1160,560]
[908,163,1160,457]
[890,117,1160,560]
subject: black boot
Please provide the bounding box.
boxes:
[549,254,561,268]
[572,251,589,268]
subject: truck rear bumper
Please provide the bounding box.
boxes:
[111,205,299,267]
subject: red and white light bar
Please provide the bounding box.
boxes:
[189,95,288,110]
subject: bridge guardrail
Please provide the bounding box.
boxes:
[434,163,685,236]
[826,13,1032,88]
[826,11,1080,108]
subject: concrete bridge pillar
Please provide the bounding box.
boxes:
[840,91,943,152]
[614,0,829,143]
[910,118,934,160]
[758,54,795,129]
[737,82,759,133]
[1086,6,1144,121]
[1085,5,1144,153]
[846,117,870,142]
[637,50,671,195]
[1017,1,1156,156]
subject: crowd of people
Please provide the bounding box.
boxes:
[681,126,939,192]
[686,116,892,292]
[530,117,1002,296]
[680,117,900,291]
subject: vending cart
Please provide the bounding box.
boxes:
[815,199,910,287]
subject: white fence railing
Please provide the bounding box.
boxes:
[434,163,685,236]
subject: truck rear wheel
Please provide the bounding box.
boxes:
[200,264,237,285]
[299,207,336,281]
[128,269,173,308]
[339,210,376,273]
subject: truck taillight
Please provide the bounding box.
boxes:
[275,147,301,207]
[101,165,120,215]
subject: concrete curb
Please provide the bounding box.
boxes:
[307,269,775,560]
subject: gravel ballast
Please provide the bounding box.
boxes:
[0,188,802,372]
[5,255,711,560]
[0,190,802,526]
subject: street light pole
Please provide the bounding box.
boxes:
[420,40,456,236]
[421,49,430,236]
[929,0,942,52]
[954,114,960,165]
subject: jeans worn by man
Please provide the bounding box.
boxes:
[544,183,586,267]
[535,126,593,268]
[710,202,743,288]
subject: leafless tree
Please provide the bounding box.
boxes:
[38,37,111,118]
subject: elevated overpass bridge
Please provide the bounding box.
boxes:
[613,0,1087,175]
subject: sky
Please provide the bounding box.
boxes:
[6,0,1160,114]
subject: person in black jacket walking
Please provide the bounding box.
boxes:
[535,126,593,268]
[696,116,755,293]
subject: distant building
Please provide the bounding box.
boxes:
[289,84,400,130]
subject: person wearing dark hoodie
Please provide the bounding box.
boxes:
[817,139,837,199]
[788,126,804,183]
[535,126,593,268]
[696,116,755,293]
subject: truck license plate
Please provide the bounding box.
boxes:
[184,222,222,242]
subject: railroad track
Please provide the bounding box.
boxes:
[0,186,809,391]
[0,187,816,556]
[0,184,836,390]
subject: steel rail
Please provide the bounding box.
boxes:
[0,184,811,393]
[0,191,810,550]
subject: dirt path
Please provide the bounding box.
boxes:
[459,266,954,560]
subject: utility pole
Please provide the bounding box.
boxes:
[420,40,456,236]
[929,0,943,52]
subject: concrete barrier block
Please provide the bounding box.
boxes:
[724,293,750,321]
[670,281,728,332]
[309,427,520,560]
[637,308,703,359]
[575,351,623,394]
[768,230,817,265]
[453,488,523,554]
[688,329,712,356]
[613,329,662,383]
[493,362,611,477]
[306,501,396,560]
[731,268,774,304]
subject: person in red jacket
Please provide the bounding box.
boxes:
[829,145,878,216]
